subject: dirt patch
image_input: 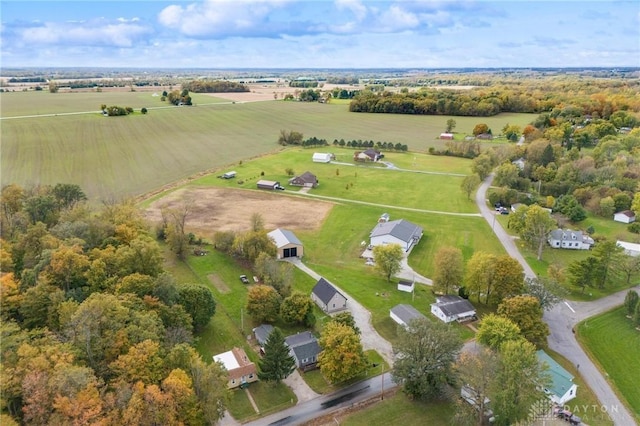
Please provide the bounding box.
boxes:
[208,273,230,294]
[144,187,334,240]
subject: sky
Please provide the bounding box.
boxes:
[1,0,639,69]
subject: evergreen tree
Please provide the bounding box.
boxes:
[257,328,295,384]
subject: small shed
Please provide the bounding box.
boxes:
[439,133,454,140]
[267,228,303,259]
[390,304,426,327]
[312,153,332,163]
[253,324,274,348]
[311,278,347,313]
[397,279,415,293]
[614,210,636,224]
[257,180,283,190]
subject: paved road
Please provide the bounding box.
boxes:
[286,258,395,366]
[244,373,398,426]
[476,174,638,426]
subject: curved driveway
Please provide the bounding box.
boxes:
[476,174,637,426]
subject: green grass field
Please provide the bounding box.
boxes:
[1,90,535,200]
[340,392,454,425]
[577,307,640,422]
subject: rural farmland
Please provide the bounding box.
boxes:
[1,90,535,201]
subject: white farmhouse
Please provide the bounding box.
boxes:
[369,219,423,252]
[547,229,594,250]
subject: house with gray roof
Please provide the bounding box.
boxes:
[288,171,319,188]
[369,219,423,252]
[537,350,577,405]
[267,228,304,259]
[390,304,426,327]
[285,331,321,371]
[430,295,476,323]
[547,229,594,250]
[253,324,274,348]
[311,278,347,313]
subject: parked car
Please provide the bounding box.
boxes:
[240,275,249,284]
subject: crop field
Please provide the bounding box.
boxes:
[1,90,535,200]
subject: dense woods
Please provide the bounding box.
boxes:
[0,184,227,425]
[349,76,640,117]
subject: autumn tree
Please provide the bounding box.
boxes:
[491,339,547,425]
[392,318,462,400]
[258,327,295,384]
[524,276,567,311]
[178,284,216,332]
[280,291,313,325]
[464,251,496,304]
[446,118,456,133]
[246,284,281,323]
[473,123,489,136]
[433,246,464,295]
[372,243,404,282]
[471,153,494,180]
[453,348,499,426]
[330,311,360,335]
[497,295,549,347]
[591,239,624,288]
[460,175,481,200]
[318,322,367,384]
[490,255,524,305]
[254,252,293,297]
[232,230,277,263]
[110,339,165,384]
[476,314,522,350]
[250,212,265,232]
[508,204,556,260]
[493,162,519,188]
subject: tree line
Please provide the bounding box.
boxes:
[0,183,225,425]
[181,80,249,93]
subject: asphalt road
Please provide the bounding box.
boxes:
[476,174,638,426]
[244,373,397,426]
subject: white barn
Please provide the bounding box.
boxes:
[312,153,332,163]
[614,210,636,224]
[617,240,640,257]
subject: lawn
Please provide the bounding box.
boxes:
[339,392,454,425]
[226,381,296,422]
[576,307,640,422]
[303,350,390,395]
[1,89,535,201]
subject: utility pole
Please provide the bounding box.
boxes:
[381,365,384,400]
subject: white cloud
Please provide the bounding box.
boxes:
[335,0,368,21]
[157,0,291,38]
[19,19,151,47]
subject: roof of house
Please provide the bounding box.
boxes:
[312,278,346,305]
[213,347,257,379]
[363,148,381,157]
[615,210,636,218]
[290,171,318,184]
[390,304,426,325]
[285,331,321,361]
[432,295,476,317]
[268,228,302,248]
[370,219,423,244]
[537,350,575,399]
[253,324,274,346]
[548,229,594,244]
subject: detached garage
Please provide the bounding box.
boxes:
[267,228,304,259]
